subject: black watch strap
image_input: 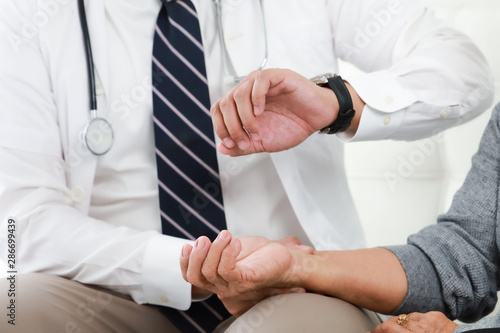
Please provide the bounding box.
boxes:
[319,75,356,134]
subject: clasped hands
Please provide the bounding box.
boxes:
[180,230,313,316]
[180,231,459,333]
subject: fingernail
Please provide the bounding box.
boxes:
[291,288,305,293]
[253,106,262,116]
[216,230,228,241]
[237,140,249,150]
[250,133,260,142]
[195,238,206,249]
[181,244,189,257]
[222,138,235,148]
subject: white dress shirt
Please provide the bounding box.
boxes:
[0,0,493,311]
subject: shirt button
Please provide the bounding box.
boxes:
[383,115,391,126]
[160,296,169,303]
[440,108,449,118]
[71,187,86,203]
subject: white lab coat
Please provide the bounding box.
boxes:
[0,0,493,309]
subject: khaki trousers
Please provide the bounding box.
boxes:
[0,274,380,332]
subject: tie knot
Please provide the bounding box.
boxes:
[163,0,196,13]
[164,0,186,4]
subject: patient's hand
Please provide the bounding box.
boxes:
[179,231,312,315]
[371,312,458,333]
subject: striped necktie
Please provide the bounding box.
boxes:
[152,0,230,331]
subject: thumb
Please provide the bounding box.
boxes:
[293,244,315,255]
[250,70,271,116]
[218,238,243,281]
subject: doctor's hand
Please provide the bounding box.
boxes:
[370,312,458,333]
[179,231,313,316]
[211,68,362,156]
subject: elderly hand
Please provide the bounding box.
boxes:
[179,230,313,316]
[211,69,343,156]
[372,312,458,333]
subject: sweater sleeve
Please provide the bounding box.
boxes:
[386,103,500,324]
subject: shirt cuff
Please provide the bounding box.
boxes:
[140,233,195,310]
[340,104,405,142]
[340,71,417,142]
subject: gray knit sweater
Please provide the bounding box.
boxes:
[387,103,500,332]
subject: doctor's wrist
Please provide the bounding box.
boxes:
[342,82,363,137]
[312,75,363,136]
[315,82,340,129]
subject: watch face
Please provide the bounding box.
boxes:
[310,73,337,85]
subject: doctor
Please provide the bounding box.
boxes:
[0,0,493,332]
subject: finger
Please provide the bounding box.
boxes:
[212,97,251,156]
[218,238,243,282]
[219,86,251,151]
[251,68,298,114]
[211,100,236,150]
[400,313,427,330]
[266,287,306,296]
[276,235,302,247]
[217,142,242,156]
[233,74,261,143]
[274,236,315,254]
[180,243,193,282]
[185,236,212,288]
[201,230,233,285]
[371,316,408,333]
[293,244,315,255]
[401,312,455,332]
[250,69,272,117]
[397,314,420,332]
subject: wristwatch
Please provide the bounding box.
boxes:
[310,73,356,134]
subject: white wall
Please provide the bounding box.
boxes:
[343,0,500,248]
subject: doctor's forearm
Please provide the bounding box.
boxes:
[293,248,407,314]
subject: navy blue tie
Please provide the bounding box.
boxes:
[152,0,230,331]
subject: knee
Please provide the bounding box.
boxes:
[0,273,95,332]
[226,293,380,333]
[0,274,50,329]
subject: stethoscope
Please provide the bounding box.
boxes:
[76,0,268,155]
[78,0,114,156]
[214,0,269,85]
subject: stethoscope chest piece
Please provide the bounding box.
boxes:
[83,117,114,155]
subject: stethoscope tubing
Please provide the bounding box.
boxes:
[214,0,268,84]
[76,0,267,155]
[77,0,97,114]
[77,0,114,155]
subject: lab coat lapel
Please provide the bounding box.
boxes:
[270,147,351,251]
